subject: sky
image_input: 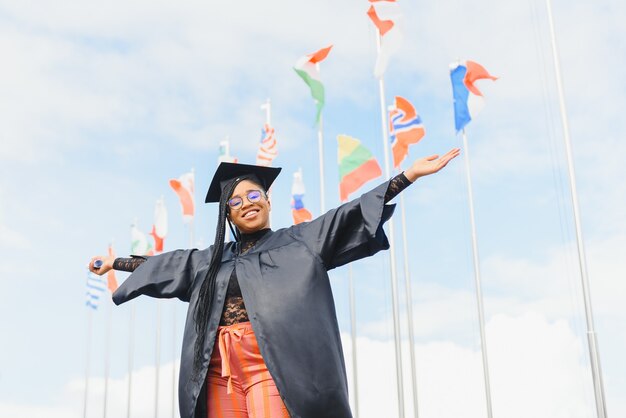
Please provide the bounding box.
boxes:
[1,0,625,417]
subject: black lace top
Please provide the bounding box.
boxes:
[112,172,412,325]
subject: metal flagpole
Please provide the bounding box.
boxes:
[171,302,177,418]
[399,190,419,418]
[262,98,272,125]
[155,302,161,418]
[83,308,93,418]
[348,264,359,418]
[375,32,405,418]
[219,143,232,244]
[190,167,196,248]
[262,98,274,227]
[103,296,112,418]
[545,1,607,416]
[127,305,135,418]
[461,130,493,418]
[315,63,326,213]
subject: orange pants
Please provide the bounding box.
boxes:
[207,322,290,418]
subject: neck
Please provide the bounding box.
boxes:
[240,228,271,242]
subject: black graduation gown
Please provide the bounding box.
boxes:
[112,180,396,418]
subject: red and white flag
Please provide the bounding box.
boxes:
[150,197,168,253]
[367,0,404,78]
[169,171,195,223]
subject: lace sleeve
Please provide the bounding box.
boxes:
[384,172,412,203]
[113,256,148,272]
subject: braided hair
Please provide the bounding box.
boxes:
[192,175,265,372]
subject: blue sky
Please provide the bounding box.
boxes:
[1,0,625,417]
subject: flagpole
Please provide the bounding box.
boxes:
[171,302,177,418]
[262,98,275,227]
[461,130,493,418]
[190,167,196,248]
[219,142,232,243]
[155,301,161,418]
[545,1,607,416]
[375,32,405,418]
[83,307,93,418]
[316,63,326,213]
[399,190,419,418]
[263,98,271,124]
[127,305,135,418]
[103,295,112,418]
[348,264,360,418]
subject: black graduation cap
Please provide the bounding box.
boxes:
[205,162,282,203]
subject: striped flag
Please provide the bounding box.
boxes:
[450,60,497,132]
[294,45,333,124]
[86,270,107,310]
[338,134,382,202]
[106,244,118,293]
[150,197,168,254]
[389,96,425,168]
[169,171,195,223]
[291,170,313,224]
[256,124,278,167]
[367,0,404,78]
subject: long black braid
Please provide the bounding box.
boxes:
[192,177,242,371]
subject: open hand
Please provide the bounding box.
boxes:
[403,148,461,182]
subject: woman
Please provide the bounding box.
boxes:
[89,148,460,418]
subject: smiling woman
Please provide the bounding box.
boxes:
[227,184,271,235]
[88,152,459,418]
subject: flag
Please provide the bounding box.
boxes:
[218,140,238,164]
[150,197,168,253]
[291,170,313,224]
[106,244,118,293]
[256,124,278,167]
[86,270,107,310]
[131,223,153,256]
[450,60,497,132]
[169,171,195,223]
[337,134,382,202]
[389,96,425,168]
[367,0,404,78]
[294,45,333,124]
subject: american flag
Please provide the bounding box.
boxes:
[256,124,278,167]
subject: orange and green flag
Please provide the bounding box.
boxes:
[337,134,382,202]
[294,45,333,124]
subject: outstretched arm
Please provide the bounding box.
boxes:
[89,255,148,275]
[384,148,461,203]
[403,148,461,182]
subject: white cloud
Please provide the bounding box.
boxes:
[0,224,31,250]
[1,313,605,418]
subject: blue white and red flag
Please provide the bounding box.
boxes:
[450,60,497,132]
[256,124,278,167]
[389,96,425,168]
[291,170,312,224]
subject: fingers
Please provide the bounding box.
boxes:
[432,148,460,172]
[89,256,104,274]
[425,154,439,162]
[440,148,461,165]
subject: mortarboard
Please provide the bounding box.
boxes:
[205,162,282,203]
